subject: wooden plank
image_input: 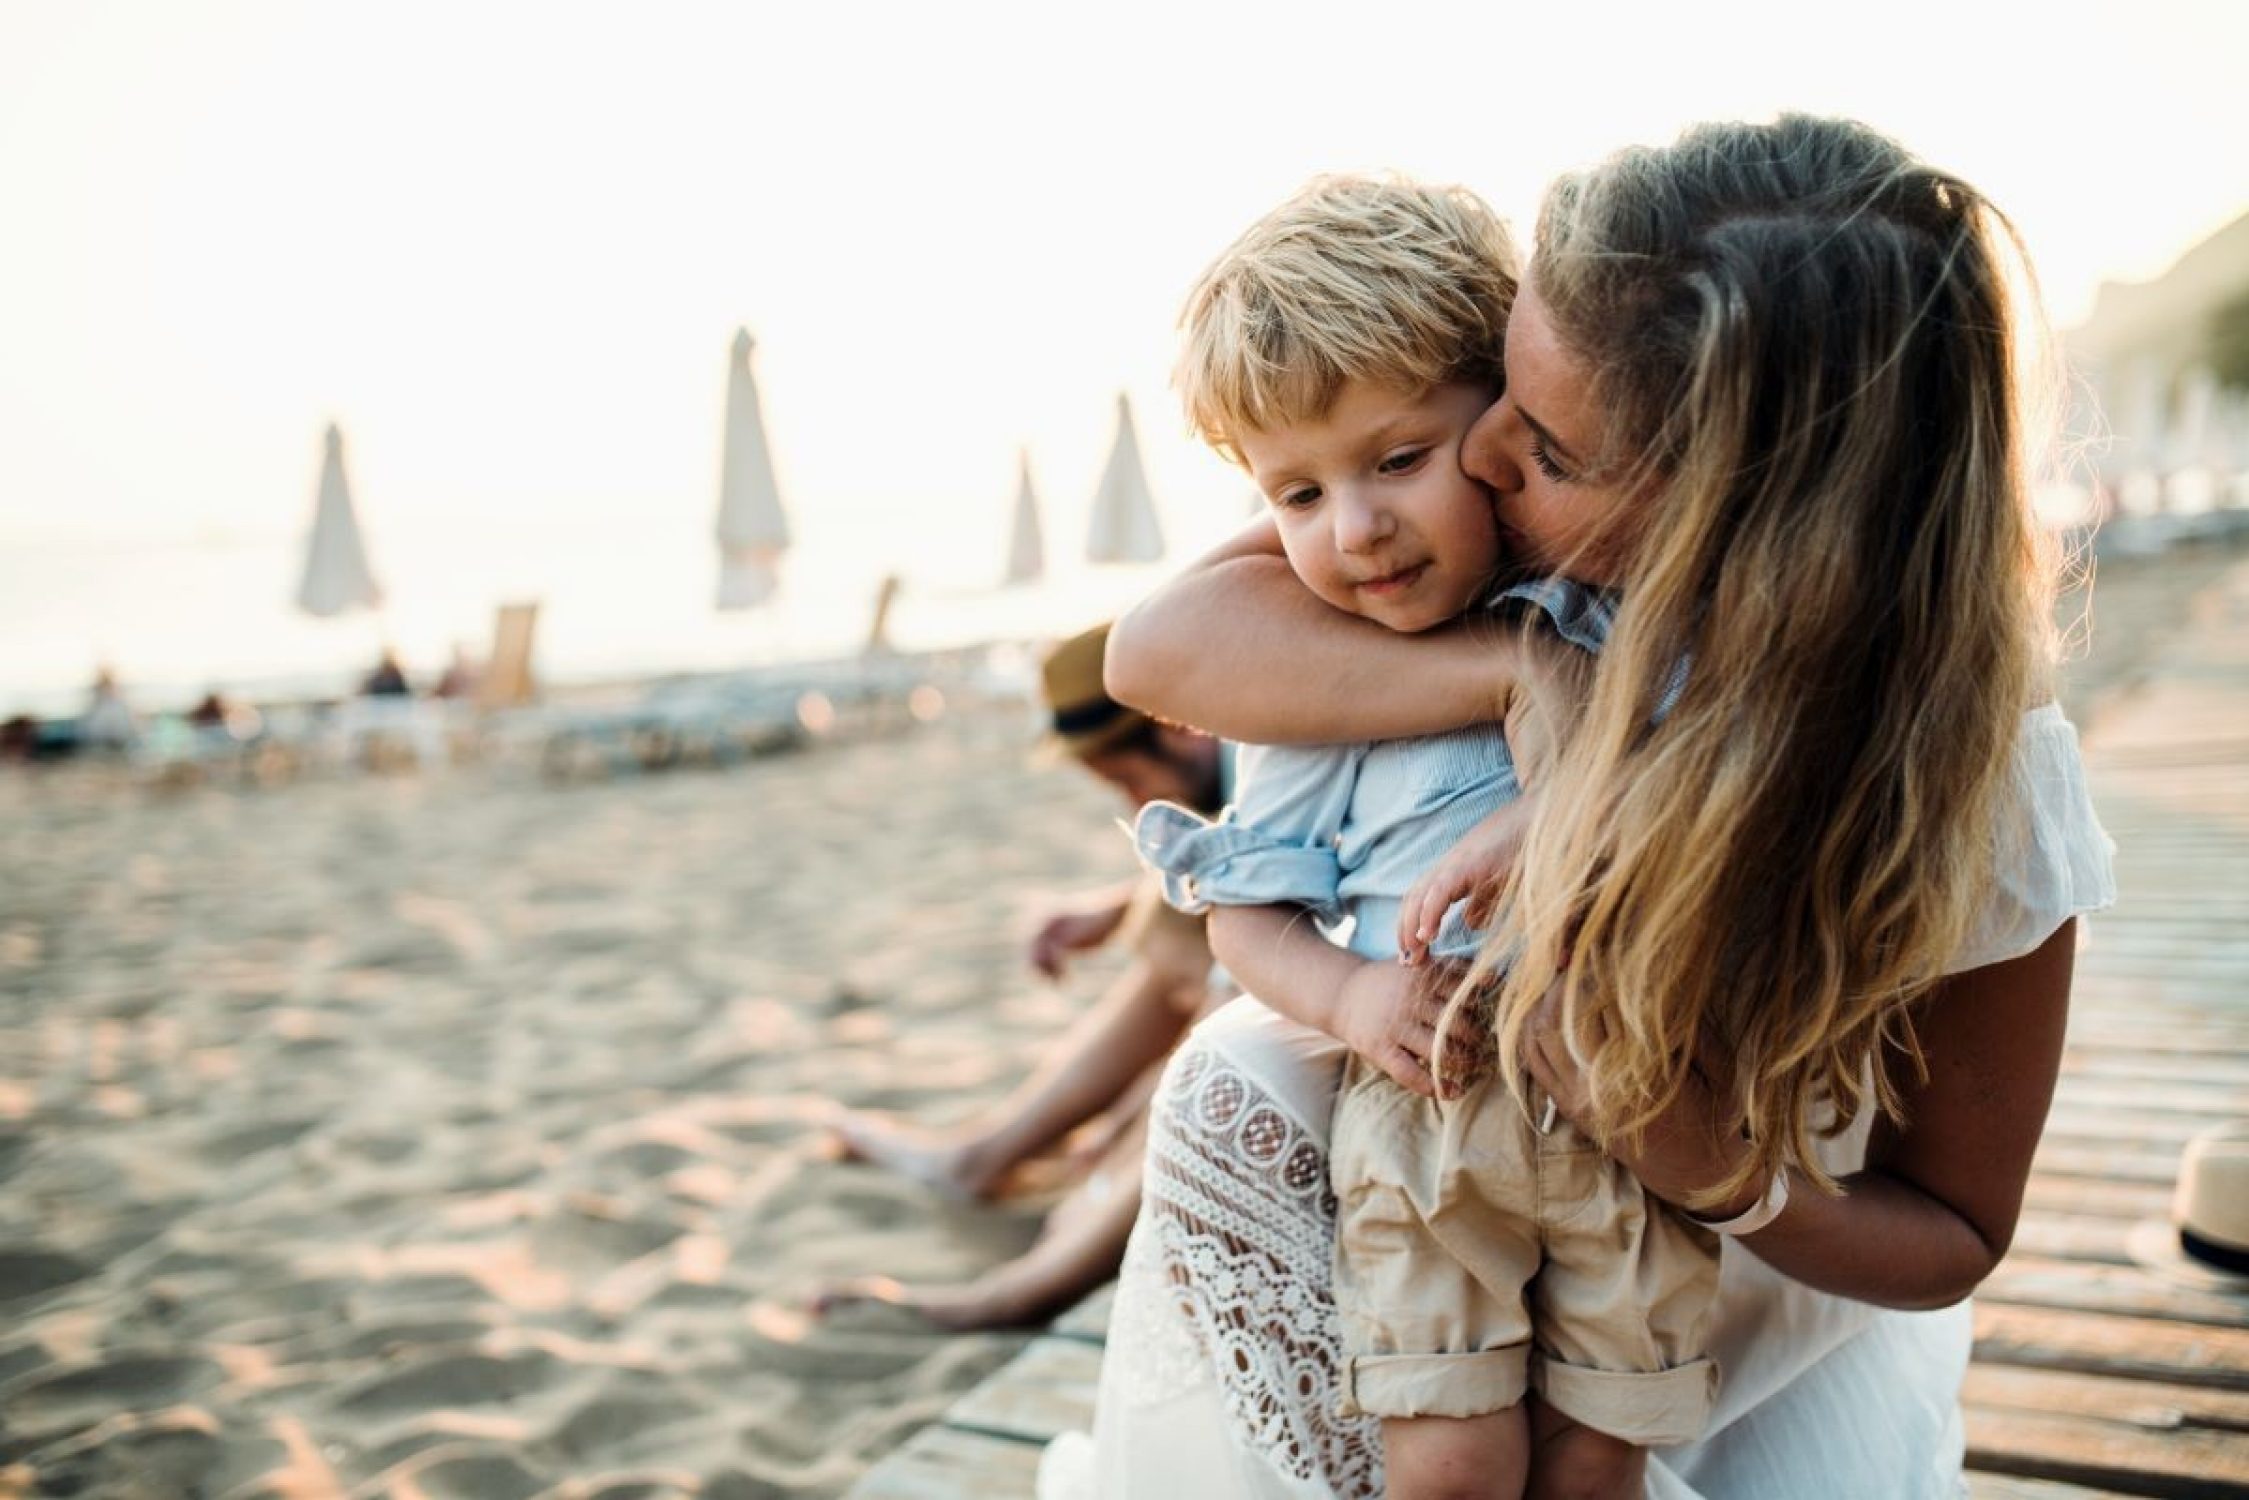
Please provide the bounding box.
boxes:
[2060,1052,2249,1088]
[1965,1476,2144,1500]
[2043,1079,2249,1118]
[2075,958,2249,990]
[2064,1021,2249,1052]
[2033,1140,2185,1186]
[1974,1303,2249,1389]
[1962,1363,2249,1434]
[2011,1214,2136,1266]
[1051,1285,1113,1344]
[1964,1406,2249,1499]
[947,1337,1104,1443]
[2071,938,2249,971]
[1980,1256,2249,1329]
[2070,978,2249,1011]
[2041,1107,2225,1152]
[2022,1176,2175,1221]
[849,1423,1042,1499]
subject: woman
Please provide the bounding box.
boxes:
[1052,115,2115,1499]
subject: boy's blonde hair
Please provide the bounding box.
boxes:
[1177,174,1518,460]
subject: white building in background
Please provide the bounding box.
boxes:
[2066,213,2249,519]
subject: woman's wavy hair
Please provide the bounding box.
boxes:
[1456,115,2062,1205]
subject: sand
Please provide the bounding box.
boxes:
[0,695,1135,1499]
[2,534,2241,1500]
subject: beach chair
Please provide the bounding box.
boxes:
[479,602,540,712]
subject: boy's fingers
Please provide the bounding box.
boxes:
[1398,893,1430,955]
[1388,1048,1438,1098]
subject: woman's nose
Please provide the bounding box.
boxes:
[1462,399,1519,492]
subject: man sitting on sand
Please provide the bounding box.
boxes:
[817,621,1231,1328]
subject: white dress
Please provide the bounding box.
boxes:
[1040,703,2115,1500]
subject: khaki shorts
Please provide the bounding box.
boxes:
[1330,1057,1720,1445]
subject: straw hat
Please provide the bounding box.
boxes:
[2126,1121,2249,1293]
[1037,622,1153,762]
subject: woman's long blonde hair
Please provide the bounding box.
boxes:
[1462,116,2060,1205]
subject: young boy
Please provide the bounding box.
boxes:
[1132,175,1718,1499]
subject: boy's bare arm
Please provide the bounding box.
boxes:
[1208,904,1483,1099]
[1105,519,1525,744]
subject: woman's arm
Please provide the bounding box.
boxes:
[1531,920,2077,1310]
[1106,518,1522,744]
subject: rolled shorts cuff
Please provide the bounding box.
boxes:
[1532,1354,1719,1446]
[1338,1345,1530,1420]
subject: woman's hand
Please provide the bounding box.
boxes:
[1397,797,1534,965]
[1521,979,1762,1217]
[1335,958,1494,1101]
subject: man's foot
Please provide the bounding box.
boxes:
[808,1274,1036,1331]
[824,1109,1002,1199]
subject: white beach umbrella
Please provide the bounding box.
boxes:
[715,328,791,611]
[1084,393,1165,565]
[1003,448,1046,586]
[296,422,384,618]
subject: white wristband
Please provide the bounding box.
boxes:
[1685,1168,1790,1237]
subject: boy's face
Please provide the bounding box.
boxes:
[1237,379,1503,634]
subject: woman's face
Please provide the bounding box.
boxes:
[1461,275,1638,587]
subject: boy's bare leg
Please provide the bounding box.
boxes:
[1524,1399,1645,1500]
[814,1112,1150,1330]
[1383,1409,1529,1500]
[828,959,1206,1198]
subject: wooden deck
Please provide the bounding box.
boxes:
[852,560,2249,1499]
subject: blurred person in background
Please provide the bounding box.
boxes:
[815,621,1234,1328]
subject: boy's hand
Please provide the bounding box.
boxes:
[1335,958,1496,1100]
[1398,796,1534,965]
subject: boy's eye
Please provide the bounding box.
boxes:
[1528,439,1570,483]
[1274,486,1321,510]
[1378,448,1428,475]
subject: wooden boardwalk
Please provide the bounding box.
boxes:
[853,561,2249,1499]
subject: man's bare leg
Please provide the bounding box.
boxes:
[814,1111,1151,1329]
[828,959,1205,1198]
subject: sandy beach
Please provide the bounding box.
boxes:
[2,534,2242,1500]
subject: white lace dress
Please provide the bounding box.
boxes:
[1040,703,2116,1500]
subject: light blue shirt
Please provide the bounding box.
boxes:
[1132,579,1618,963]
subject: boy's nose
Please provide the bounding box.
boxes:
[1333,490,1395,553]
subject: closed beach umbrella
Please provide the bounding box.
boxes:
[296,422,383,618]
[1084,393,1165,564]
[715,328,791,611]
[1004,448,1045,586]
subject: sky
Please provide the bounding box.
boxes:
[2,1,2246,700]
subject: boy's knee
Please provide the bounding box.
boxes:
[1385,1411,1527,1500]
[1526,1421,1644,1500]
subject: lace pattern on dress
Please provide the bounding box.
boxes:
[1107,1038,1383,1496]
